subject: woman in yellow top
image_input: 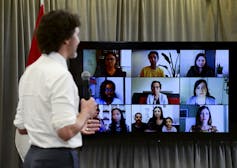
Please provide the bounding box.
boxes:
[140,51,165,77]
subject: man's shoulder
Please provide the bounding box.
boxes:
[27,56,71,82]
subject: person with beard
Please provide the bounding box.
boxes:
[13,10,100,168]
[131,112,148,133]
[96,80,122,105]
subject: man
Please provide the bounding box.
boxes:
[146,80,168,104]
[140,51,165,77]
[13,10,100,168]
[131,112,148,133]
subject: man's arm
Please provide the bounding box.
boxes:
[17,129,28,134]
[57,98,100,141]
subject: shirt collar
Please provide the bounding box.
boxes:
[47,52,68,69]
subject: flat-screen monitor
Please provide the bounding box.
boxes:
[69,42,237,140]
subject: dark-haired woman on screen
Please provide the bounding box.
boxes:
[95,52,126,77]
[186,53,215,77]
[108,108,129,133]
[96,80,122,105]
[186,79,215,105]
[147,106,165,132]
[190,106,218,132]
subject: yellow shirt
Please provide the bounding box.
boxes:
[140,66,165,77]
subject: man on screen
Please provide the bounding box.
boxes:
[13,10,100,168]
[140,51,165,77]
[132,112,148,133]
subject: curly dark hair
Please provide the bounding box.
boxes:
[36,10,81,54]
[99,80,117,100]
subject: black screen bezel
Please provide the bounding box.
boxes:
[69,41,237,141]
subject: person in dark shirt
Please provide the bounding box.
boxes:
[95,52,126,77]
[186,53,215,77]
[132,112,148,133]
[147,106,165,132]
[108,108,129,133]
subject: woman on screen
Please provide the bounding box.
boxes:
[146,80,168,104]
[95,52,126,77]
[186,79,215,105]
[96,80,122,105]
[108,108,129,133]
[147,106,165,132]
[186,53,215,77]
[190,106,218,132]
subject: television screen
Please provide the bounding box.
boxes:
[69,42,236,139]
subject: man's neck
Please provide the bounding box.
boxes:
[150,65,157,69]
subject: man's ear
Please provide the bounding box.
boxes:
[64,39,70,45]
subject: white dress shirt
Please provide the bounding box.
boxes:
[146,93,168,104]
[14,52,82,148]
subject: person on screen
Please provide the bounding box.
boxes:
[146,80,168,104]
[13,10,100,168]
[190,106,218,132]
[96,80,122,105]
[162,117,177,132]
[94,105,107,132]
[186,53,215,77]
[147,106,165,132]
[95,52,126,77]
[186,79,215,105]
[131,112,148,133]
[108,108,129,133]
[140,51,165,77]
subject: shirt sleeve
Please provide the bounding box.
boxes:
[50,73,78,130]
[14,98,25,129]
[146,94,152,104]
[164,94,168,104]
[140,68,145,77]
[13,76,25,129]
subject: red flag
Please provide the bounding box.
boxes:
[26,3,44,67]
